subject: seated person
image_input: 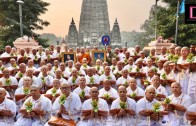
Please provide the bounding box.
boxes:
[73,77,91,103]
[15,85,52,126]
[0,88,16,126]
[186,103,196,125]
[136,86,168,126]
[78,87,109,126]
[166,82,192,126]
[108,86,136,126]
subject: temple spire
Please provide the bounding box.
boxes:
[71,17,75,25]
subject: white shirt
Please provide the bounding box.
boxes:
[116,76,132,86]
[46,88,61,95]
[126,86,145,96]
[67,76,80,85]
[99,87,119,98]
[0,76,18,86]
[18,76,39,88]
[0,98,16,126]
[53,93,82,120]
[148,84,168,96]
[73,86,91,97]
[99,74,116,82]
[85,75,99,84]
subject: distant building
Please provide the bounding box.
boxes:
[66,0,122,48]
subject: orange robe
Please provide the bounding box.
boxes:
[78,53,91,64]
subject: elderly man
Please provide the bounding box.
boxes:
[78,87,109,126]
[0,88,16,126]
[166,82,192,126]
[27,60,37,71]
[67,69,80,85]
[15,85,52,126]
[123,57,136,73]
[99,66,116,85]
[50,83,82,123]
[73,77,90,103]
[0,69,18,86]
[99,79,118,105]
[136,86,168,126]
[108,86,136,126]
[74,62,86,76]
[65,60,74,74]
[59,62,70,79]
[54,70,68,84]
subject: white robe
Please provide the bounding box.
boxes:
[0,98,16,126]
[168,93,192,126]
[18,76,40,88]
[108,98,136,126]
[67,76,80,85]
[77,98,109,126]
[187,72,196,104]
[126,86,145,97]
[52,92,82,121]
[98,87,119,99]
[73,86,91,97]
[116,76,133,86]
[14,95,52,126]
[85,75,100,84]
[136,98,164,126]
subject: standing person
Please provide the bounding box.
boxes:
[106,46,115,66]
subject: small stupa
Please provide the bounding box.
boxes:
[143,36,173,54]
[13,35,39,50]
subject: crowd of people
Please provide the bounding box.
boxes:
[0,44,195,126]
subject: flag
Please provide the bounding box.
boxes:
[180,0,185,14]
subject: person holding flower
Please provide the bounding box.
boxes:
[67,69,80,87]
[78,87,109,126]
[109,58,118,72]
[59,62,70,80]
[7,58,18,71]
[124,57,136,73]
[18,68,39,88]
[116,69,132,87]
[85,68,99,86]
[126,78,145,102]
[166,82,192,126]
[99,79,118,106]
[136,86,169,126]
[37,65,53,91]
[54,70,68,84]
[113,61,123,79]
[45,79,62,102]
[27,59,37,71]
[95,59,104,75]
[51,60,59,72]
[65,60,75,75]
[0,88,16,126]
[73,77,91,103]
[74,62,86,76]
[99,66,116,86]
[108,86,136,126]
[148,75,168,101]
[50,83,82,123]
[15,85,52,126]
[15,77,32,109]
[15,63,26,81]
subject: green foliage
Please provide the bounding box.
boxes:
[140,0,196,47]
[0,0,50,48]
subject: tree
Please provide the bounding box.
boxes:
[140,0,196,47]
[0,0,50,48]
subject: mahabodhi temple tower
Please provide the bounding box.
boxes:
[66,0,122,48]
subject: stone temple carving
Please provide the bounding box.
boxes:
[66,0,122,48]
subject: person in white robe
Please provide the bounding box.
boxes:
[126,78,145,102]
[73,77,90,103]
[110,58,118,72]
[14,85,52,126]
[0,46,12,67]
[108,86,136,126]
[116,69,132,87]
[74,62,86,76]
[148,75,168,101]
[123,57,136,73]
[166,82,192,126]
[45,79,61,95]
[37,66,53,91]
[15,63,26,80]
[99,66,116,86]
[15,77,32,110]
[45,83,81,126]
[7,58,19,71]
[85,68,99,85]
[186,103,196,125]
[51,60,59,73]
[18,68,40,88]
[67,69,80,86]
[65,60,75,75]
[54,70,68,84]
[59,62,70,79]
[113,61,124,77]
[77,87,109,126]
[41,49,53,61]
[26,59,37,71]
[94,59,104,75]
[136,86,169,126]
[46,63,56,78]
[0,88,16,126]
[99,79,119,107]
